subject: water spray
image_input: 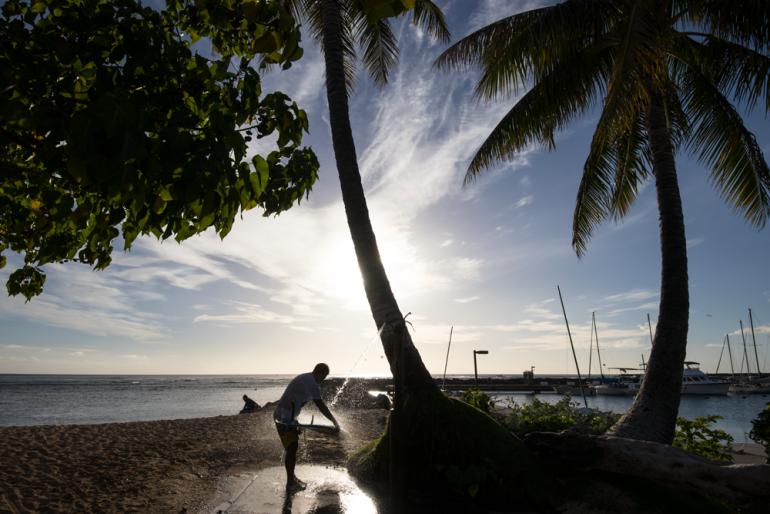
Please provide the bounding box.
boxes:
[330,323,387,407]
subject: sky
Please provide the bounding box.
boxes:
[1,0,769,377]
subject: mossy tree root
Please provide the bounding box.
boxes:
[347,389,549,509]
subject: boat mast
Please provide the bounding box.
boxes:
[716,334,727,374]
[726,333,736,380]
[557,285,588,408]
[441,326,453,390]
[740,320,752,378]
[587,314,594,380]
[594,311,605,380]
[749,308,762,378]
[647,313,654,345]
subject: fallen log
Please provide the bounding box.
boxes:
[524,431,770,504]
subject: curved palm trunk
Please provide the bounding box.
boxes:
[608,91,689,444]
[318,0,435,395]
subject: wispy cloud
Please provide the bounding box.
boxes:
[603,289,658,303]
[455,295,480,304]
[468,0,551,31]
[607,301,659,316]
[524,302,561,320]
[193,301,297,325]
[0,264,168,341]
[515,195,534,208]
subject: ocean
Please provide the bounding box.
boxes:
[1,374,767,442]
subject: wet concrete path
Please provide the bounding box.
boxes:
[210,465,378,514]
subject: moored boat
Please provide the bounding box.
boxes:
[592,368,641,396]
[554,383,596,396]
[681,362,729,395]
[729,378,770,394]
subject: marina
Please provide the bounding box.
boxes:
[2,373,767,441]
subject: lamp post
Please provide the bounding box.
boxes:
[473,350,489,387]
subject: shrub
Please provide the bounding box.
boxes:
[502,396,619,438]
[673,415,733,462]
[459,388,494,413]
[749,402,770,463]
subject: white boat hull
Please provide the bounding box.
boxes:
[554,385,596,396]
[680,382,729,395]
[592,384,638,396]
[729,382,770,394]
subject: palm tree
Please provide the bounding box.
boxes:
[437,0,770,444]
[279,1,544,502]
[280,0,448,399]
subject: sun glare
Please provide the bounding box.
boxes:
[314,227,430,310]
[316,237,368,309]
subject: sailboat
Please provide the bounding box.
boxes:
[592,367,642,396]
[729,309,770,394]
[554,310,601,396]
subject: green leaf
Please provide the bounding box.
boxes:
[250,155,269,195]
[242,0,259,22]
[252,31,282,53]
[158,186,174,202]
[0,0,318,298]
[361,0,414,20]
[152,196,167,214]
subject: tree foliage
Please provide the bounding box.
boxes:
[459,388,494,413]
[749,401,770,463]
[673,415,734,462]
[0,0,319,299]
[501,397,620,438]
[436,0,770,255]
[282,0,448,93]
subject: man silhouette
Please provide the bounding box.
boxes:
[274,363,339,490]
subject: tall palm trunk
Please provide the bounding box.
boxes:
[318,0,435,394]
[608,91,689,444]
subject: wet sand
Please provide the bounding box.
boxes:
[0,409,388,513]
[3,408,763,513]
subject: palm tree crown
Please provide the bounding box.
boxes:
[437,0,770,255]
[438,0,769,443]
[285,0,449,92]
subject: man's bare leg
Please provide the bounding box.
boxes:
[285,441,304,489]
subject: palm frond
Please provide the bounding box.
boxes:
[351,9,398,85]
[435,0,618,100]
[609,116,651,221]
[679,0,770,52]
[678,34,770,113]
[572,106,648,257]
[281,0,309,23]
[303,0,358,94]
[592,0,661,147]
[572,133,617,258]
[412,0,450,43]
[465,44,612,178]
[674,42,770,227]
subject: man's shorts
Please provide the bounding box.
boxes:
[276,422,300,449]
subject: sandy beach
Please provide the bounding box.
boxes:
[0,409,387,513]
[1,405,766,513]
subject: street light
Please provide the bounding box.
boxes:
[473,350,489,387]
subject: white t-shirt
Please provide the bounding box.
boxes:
[273,372,322,422]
